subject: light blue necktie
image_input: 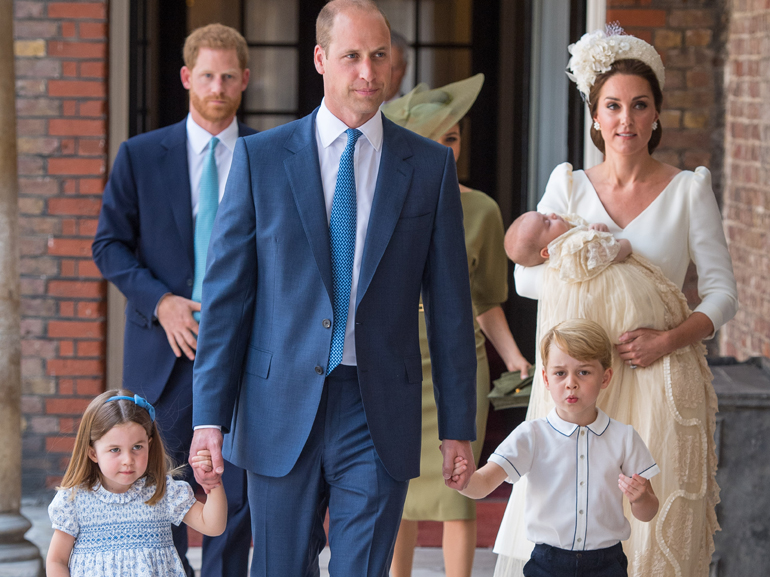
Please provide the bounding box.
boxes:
[192,137,219,320]
[327,128,362,375]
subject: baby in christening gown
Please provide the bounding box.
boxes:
[502,212,719,577]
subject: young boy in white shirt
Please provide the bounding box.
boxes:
[450,319,659,577]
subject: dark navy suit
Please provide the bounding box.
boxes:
[193,110,478,576]
[92,118,254,577]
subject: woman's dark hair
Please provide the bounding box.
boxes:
[588,59,663,155]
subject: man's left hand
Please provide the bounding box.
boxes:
[440,439,475,490]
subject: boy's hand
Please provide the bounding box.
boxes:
[618,473,648,502]
[619,473,658,522]
[589,223,610,232]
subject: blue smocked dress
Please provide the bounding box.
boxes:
[48,475,197,577]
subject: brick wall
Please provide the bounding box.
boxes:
[720,2,770,359]
[13,0,108,492]
[606,1,727,322]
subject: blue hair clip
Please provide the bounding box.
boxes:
[105,394,156,422]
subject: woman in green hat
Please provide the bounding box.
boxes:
[383,75,532,577]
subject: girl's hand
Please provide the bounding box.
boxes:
[616,328,671,368]
[190,449,213,473]
[589,223,610,232]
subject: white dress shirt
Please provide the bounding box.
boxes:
[186,114,240,219]
[154,115,240,319]
[315,99,383,366]
[489,408,660,551]
[514,163,739,334]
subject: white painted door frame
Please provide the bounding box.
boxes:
[583,0,606,170]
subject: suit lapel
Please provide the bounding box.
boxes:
[284,111,334,303]
[356,118,414,309]
[159,120,194,271]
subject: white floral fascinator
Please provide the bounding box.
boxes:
[566,23,665,102]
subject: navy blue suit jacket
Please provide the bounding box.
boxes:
[92,119,257,403]
[192,110,477,482]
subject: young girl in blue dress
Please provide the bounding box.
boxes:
[46,389,227,577]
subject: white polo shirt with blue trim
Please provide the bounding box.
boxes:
[489,408,660,551]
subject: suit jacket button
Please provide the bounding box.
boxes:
[187,278,193,286]
[315,365,324,375]
[322,319,331,329]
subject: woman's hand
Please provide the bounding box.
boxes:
[616,328,671,368]
[507,354,532,379]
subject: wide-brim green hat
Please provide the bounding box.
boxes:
[382,73,485,141]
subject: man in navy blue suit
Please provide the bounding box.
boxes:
[191,2,478,575]
[92,24,253,577]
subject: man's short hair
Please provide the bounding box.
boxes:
[540,319,613,370]
[184,23,249,71]
[316,0,391,54]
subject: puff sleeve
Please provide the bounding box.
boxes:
[48,488,79,537]
[687,167,739,333]
[163,477,197,526]
[514,162,575,299]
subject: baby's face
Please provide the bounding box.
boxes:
[522,212,571,251]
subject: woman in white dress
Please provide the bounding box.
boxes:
[494,28,738,577]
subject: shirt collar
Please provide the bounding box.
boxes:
[546,407,610,437]
[186,114,239,154]
[316,98,383,152]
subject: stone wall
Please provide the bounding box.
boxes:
[13,0,109,491]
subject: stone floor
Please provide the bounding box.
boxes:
[23,500,498,576]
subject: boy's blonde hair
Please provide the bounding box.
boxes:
[59,389,174,505]
[183,23,249,71]
[540,319,613,370]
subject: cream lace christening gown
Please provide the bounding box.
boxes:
[495,164,738,577]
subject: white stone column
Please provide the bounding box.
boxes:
[0,1,44,574]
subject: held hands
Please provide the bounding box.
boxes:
[190,450,220,488]
[190,429,225,494]
[157,294,201,360]
[440,439,475,490]
[616,328,671,368]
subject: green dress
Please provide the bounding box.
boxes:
[401,190,509,521]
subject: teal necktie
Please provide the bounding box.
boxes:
[327,128,362,375]
[192,137,219,320]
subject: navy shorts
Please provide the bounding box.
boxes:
[523,542,628,577]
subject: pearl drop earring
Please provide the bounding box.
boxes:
[593,121,600,131]
[652,120,659,131]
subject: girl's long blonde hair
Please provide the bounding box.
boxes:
[59,389,173,505]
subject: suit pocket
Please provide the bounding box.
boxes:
[395,212,432,231]
[125,306,150,328]
[404,354,423,384]
[244,347,272,379]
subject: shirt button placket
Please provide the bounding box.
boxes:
[576,426,588,550]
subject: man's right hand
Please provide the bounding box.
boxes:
[157,294,201,360]
[190,428,225,493]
